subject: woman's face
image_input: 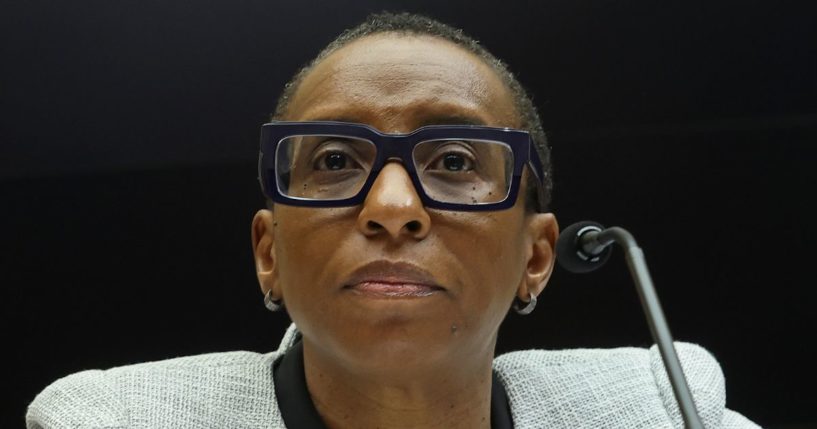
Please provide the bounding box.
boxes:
[253,34,557,374]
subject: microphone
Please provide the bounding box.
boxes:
[556,221,704,429]
[554,221,613,273]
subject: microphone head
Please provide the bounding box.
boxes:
[556,221,613,274]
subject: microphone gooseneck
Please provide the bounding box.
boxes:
[556,221,704,429]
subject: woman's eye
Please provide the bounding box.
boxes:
[432,152,474,172]
[443,154,465,171]
[322,152,347,170]
[313,149,363,171]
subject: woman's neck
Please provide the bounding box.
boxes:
[302,338,496,429]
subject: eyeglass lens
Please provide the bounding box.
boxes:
[275,135,514,205]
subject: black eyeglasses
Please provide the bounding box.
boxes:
[258,121,544,211]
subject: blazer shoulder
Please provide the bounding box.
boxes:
[26,368,125,429]
[105,349,277,372]
[648,343,726,427]
[494,342,737,429]
[26,350,280,429]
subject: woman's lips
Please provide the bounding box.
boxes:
[342,261,444,298]
[347,281,442,297]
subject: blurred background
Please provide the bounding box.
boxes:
[2,0,815,427]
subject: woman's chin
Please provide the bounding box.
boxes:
[311,317,476,375]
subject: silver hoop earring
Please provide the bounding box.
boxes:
[263,290,284,312]
[512,292,537,315]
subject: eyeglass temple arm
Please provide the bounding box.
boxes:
[526,142,548,212]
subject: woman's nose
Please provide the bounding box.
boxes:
[356,162,431,240]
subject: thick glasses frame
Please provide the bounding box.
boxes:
[258,121,545,211]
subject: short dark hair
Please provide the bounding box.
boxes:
[272,12,552,211]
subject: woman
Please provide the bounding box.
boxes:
[27,13,758,429]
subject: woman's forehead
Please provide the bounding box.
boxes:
[285,33,519,131]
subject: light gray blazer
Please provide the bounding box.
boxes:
[27,324,759,428]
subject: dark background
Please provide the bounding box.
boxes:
[2,0,816,427]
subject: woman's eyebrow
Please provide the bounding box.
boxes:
[302,115,488,126]
[304,115,364,123]
[417,115,487,126]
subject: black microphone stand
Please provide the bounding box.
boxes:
[585,227,704,429]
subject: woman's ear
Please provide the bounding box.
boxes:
[251,209,280,300]
[517,213,559,300]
